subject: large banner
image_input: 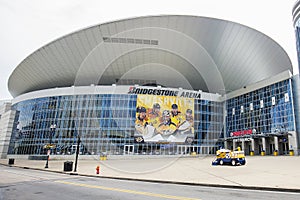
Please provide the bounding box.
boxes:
[134,95,194,143]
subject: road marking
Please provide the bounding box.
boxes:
[214,186,300,195]
[55,180,201,200]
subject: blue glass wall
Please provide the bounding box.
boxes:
[226,79,295,136]
[9,94,137,155]
[8,94,224,155]
[7,78,295,156]
[194,100,224,148]
[293,0,300,71]
[295,26,300,69]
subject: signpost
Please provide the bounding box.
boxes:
[73,135,81,172]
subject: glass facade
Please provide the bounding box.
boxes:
[293,0,300,71]
[195,99,224,152]
[8,93,224,156]
[295,26,300,68]
[8,78,295,156]
[226,79,295,136]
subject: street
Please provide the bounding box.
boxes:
[0,165,299,200]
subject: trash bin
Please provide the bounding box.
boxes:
[63,161,73,171]
[8,158,15,165]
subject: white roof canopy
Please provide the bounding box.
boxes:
[8,15,292,97]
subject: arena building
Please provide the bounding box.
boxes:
[0,15,299,158]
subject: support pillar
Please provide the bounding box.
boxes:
[233,140,237,151]
[224,140,228,149]
[273,136,279,156]
[250,138,255,155]
[241,140,245,151]
[288,131,298,155]
[274,136,279,150]
[261,137,266,156]
[262,137,266,151]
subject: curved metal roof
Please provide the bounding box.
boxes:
[8,15,293,97]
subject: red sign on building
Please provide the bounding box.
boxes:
[231,129,252,137]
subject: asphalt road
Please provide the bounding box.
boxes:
[0,165,299,200]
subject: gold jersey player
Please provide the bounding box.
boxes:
[135,107,149,135]
[147,103,161,128]
[177,109,194,134]
[135,106,156,140]
[170,104,184,127]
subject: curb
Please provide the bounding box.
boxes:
[2,163,300,193]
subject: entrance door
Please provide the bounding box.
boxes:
[270,144,275,154]
[177,145,190,154]
[189,146,201,154]
[124,145,134,155]
[281,141,289,155]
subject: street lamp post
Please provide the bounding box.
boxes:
[45,124,56,168]
[49,124,56,144]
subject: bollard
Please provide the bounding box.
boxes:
[96,165,100,174]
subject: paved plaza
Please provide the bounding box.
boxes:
[1,155,300,192]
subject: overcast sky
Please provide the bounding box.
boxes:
[0,0,298,100]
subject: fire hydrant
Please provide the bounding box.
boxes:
[96,165,100,174]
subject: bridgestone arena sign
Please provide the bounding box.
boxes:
[128,87,201,99]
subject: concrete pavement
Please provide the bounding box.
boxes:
[1,155,300,192]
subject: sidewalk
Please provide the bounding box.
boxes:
[1,155,300,192]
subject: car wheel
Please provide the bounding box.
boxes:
[231,160,236,166]
[220,160,224,165]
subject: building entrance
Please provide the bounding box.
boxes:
[124,145,134,155]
